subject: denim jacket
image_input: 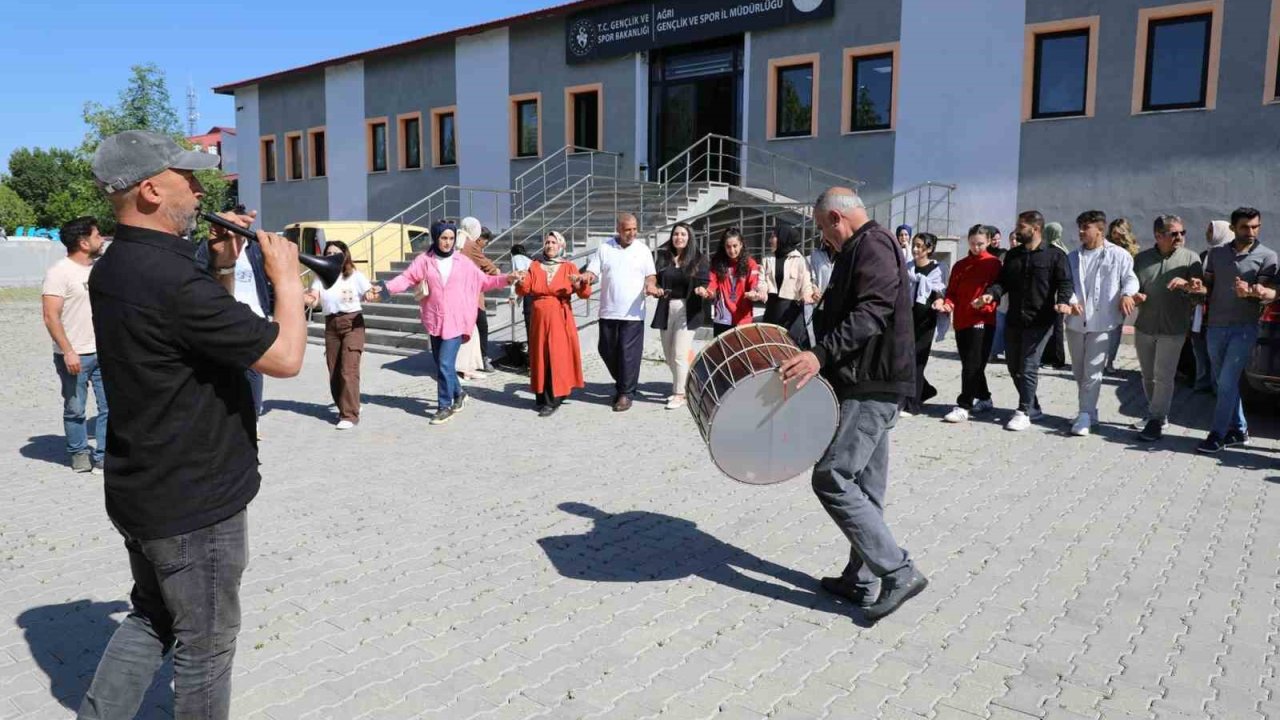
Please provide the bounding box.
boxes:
[1066,243,1138,333]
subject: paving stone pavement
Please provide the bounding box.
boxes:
[1,297,1278,720]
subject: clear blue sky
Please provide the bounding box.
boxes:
[0,0,554,172]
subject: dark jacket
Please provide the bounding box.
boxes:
[986,240,1072,328]
[193,239,274,316]
[651,246,708,331]
[812,220,915,398]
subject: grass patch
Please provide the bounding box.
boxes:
[0,287,41,302]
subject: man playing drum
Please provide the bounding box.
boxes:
[779,186,928,622]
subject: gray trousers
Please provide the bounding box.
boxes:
[79,510,249,720]
[1066,329,1113,419]
[1134,331,1184,423]
[812,393,912,591]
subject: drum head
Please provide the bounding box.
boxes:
[706,371,838,485]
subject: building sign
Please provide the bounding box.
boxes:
[566,0,833,64]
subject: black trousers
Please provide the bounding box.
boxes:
[1042,315,1067,367]
[536,363,562,408]
[476,307,490,360]
[904,305,937,413]
[1006,322,1053,413]
[954,325,994,408]
[598,319,644,398]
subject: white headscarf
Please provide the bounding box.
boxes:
[1208,220,1232,248]
[459,217,482,245]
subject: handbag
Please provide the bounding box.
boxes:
[413,279,430,303]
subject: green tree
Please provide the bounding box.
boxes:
[0,184,36,229]
[82,63,182,149]
[855,86,885,129]
[45,177,112,230]
[4,147,90,227]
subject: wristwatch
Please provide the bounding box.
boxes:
[215,267,236,276]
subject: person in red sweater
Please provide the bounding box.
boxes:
[936,224,1003,422]
[696,227,764,335]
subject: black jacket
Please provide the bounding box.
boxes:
[987,240,1071,328]
[651,247,708,331]
[812,220,915,398]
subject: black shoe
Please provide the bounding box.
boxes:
[819,576,877,609]
[1223,429,1250,448]
[482,359,495,373]
[430,407,457,426]
[538,404,558,418]
[1196,433,1224,454]
[863,567,928,622]
[71,452,93,473]
[454,391,468,413]
[612,395,633,412]
[1138,419,1164,443]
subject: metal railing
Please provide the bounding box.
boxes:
[657,133,865,215]
[349,185,516,276]
[512,146,623,221]
[866,181,957,238]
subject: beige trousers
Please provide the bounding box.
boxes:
[661,299,697,396]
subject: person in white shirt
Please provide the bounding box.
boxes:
[304,241,374,429]
[578,212,661,412]
[1059,210,1139,436]
[41,216,108,473]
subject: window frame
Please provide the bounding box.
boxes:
[1131,0,1222,115]
[397,112,423,171]
[284,131,304,181]
[767,53,820,140]
[259,135,276,183]
[842,43,899,134]
[1265,0,1280,104]
[1022,17,1099,121]
[565,83,604,152]
[307,126,326,178]
[366,117,388,173]
[509,92,542,159]
[431,106,458,167]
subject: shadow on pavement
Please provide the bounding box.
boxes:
[261,398,332,422]
[16,599,173,716]
[538,502,869,626]
[19,435,68,467]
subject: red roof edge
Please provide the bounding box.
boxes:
[212,0,624,95]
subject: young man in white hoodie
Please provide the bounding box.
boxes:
[1060,210,1139,436]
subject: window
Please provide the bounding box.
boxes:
[768,54,819,139]
[285,132,303,181]
[1264,0,1280,103]
[259,135,276,183]
[366,118,388,172]
[1023,18,1099,121]
[431,106,457,167]
[842,44,898,133]
[397,112,422,170]
[308,127,326,178]
[566,84,603,151]
[510,93,542,158]
[1132,1,1222,114]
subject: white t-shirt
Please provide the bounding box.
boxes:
[586,237,657,321]
[233,249,266,319]
[1079,245,1104,306]
[312,271,372,316]
[437,254,455,286]
[41,257,96,354]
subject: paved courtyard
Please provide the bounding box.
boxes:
[1,297,1278,720]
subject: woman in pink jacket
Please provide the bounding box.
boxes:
[377,221,521,425]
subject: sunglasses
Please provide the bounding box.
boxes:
[1169,231,1186,237]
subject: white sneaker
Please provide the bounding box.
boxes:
[900,409,915,418]
[971,399,994,415]
[665,395,686,410]
[1071,413,1092,436]
[1129,416,1149,430]
[943,407,969,423]
[1005,411,1032,431]
[336,420,355,430]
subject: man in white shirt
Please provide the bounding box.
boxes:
[228,233,273,418]
[579,213,661,412]
[41,216,108,473]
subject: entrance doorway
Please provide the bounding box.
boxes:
[649,38,743,182]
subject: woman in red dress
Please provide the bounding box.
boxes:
[516,231,591,416]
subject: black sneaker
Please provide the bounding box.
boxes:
[1223,429,1250,448]
[1196,433,1224,454]
[819,576,878,609]
[1137,419,1164,443]
[863,567,929,622]
[430,407,457,426]
[454,391,468,413]
[538,404,558,418]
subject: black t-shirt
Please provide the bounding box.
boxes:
[89,225,279,539]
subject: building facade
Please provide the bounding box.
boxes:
[217,0,1280,250]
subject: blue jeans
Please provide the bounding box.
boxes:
[430,335,463,410]
[79,509,249,720]
[54,353,108,463]
[1205,324,1258,436]
[245,369,263,417]
[990,311,1007,358]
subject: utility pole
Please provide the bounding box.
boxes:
[186,79,199,137]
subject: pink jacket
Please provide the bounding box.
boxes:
[385,252,509,340]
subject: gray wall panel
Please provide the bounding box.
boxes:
[745,1,901,204]
[258,72,328,230]
[363,44,460,223]
[1020,0,1280,253]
